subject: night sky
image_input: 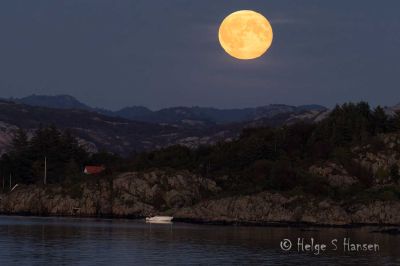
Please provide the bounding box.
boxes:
[0,0,399,110]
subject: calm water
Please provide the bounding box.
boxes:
[0,216,399,266]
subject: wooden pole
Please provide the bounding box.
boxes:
[9,173,11,190]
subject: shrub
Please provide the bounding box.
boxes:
[390,164,400,182]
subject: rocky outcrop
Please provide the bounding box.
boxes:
[353,133,400,183]
[0,170,399,226]
[349,201,400,224]
[111,171,219,217]
[309,162,358,188]
[0,170,220,218]
[174,192,400,226]
[0,182,112,216]
[307,134,400,188]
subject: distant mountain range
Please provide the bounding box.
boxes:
[12,94,328,126]
[0,99,176,155]
[0,94,397,156]
[0,94,333,155]
[12,95,92,111]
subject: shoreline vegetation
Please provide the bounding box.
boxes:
[1,102,400,226]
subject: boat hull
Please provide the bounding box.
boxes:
[146,216,173,223]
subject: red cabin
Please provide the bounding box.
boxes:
[84,165,105,175]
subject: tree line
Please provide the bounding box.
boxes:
[0,125,121,187]
[1,102,400,199]
[129,102,400,196]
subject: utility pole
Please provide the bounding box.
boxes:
[44,157,47,185]
[9,173,11,190]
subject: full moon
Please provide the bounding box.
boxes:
[218,10,273,60]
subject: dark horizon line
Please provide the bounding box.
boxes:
[2,93,399,112]
[2,93,329,112]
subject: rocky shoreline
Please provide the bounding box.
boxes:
[0,170,399,227]
[173,194,400,226]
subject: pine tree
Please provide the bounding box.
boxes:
[372,106,388,134]
[10,128,33,183]
[12,128,28,152]
[393,111,400,131]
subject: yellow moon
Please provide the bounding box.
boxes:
[218,10,273,60]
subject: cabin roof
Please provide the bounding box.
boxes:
[84,165,105,175]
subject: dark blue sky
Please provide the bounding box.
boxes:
[0,0,399,110]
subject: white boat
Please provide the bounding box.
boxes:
[145,216,173,223]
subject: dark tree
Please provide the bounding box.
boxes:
[372,106,389,134]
